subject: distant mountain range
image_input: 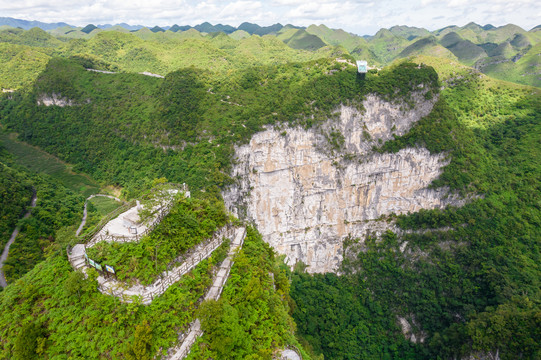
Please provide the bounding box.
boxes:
[0,17,304,36]
[1,16,539,38]
[1,17,540,88]
[0,17,71,31]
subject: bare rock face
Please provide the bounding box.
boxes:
[224,93,464,273]
[37,93,77,107]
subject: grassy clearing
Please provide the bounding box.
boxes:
[88,196,122,216]
[0,132,99,197]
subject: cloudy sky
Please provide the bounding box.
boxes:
[1,0,539,35]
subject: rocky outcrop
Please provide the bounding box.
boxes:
[37,93,83,107]
[224,93,467,273]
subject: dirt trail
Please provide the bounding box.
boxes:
[75,194,122,236]
[0,190,37,287]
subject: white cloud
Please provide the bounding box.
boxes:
[0,0,538,35]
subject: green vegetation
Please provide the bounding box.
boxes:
[189,227,309,360]
[291,57,541,360]
[0,42,51,89]
[0,26,336,90]
[0,222,300,359]
[0,145,33,252]
[79,196,123,235]
[0,142,84,282]
[306,24,368,52]
[0,240,217,358]
[88,196,122,216]
[277,28,328,51]
[2,174,83,281]
[0,18,539,358]
[1,21,538,91]
[86,195,228,285]
[0,132,99,197]
[1,58,439,196]
[291,271,420,359]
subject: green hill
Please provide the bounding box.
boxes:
[399,36,457,60]
[80,24,97,34]
[229,29,250,40]
[277,28,327,51]
[389,25,431,40]
[477,43,541,87]
[0,43,51,89]
[0,20,539,358]
[369,28,412,63]
[0,22,539,89]
[440,32,487,65]
[305,24,367,52]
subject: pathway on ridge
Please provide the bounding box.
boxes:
[69,225,236,304]
[167,226,246,360]
[67,188,240,304]
[0,190,37,287]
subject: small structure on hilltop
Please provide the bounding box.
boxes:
[356,60,368,74]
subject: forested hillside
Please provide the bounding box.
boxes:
[291,57,541,359]
[0,141,84,283]
[0,146,33,253]
[0,21,539,91]
[0,19,539,359]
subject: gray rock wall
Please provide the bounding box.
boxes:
[224,93,464,273]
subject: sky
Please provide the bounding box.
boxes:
[1,0,539,35]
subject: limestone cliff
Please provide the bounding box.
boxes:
[37,93,89,107]
[224,93,465,273]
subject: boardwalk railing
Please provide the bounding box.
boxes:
[95,224,237,304]
[80,200,137,243]
[166,226,246,360]
[85,197,175,248]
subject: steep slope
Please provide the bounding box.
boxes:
[476,43,541,87]
[0,147,33,254]
[399,36,457,60]
[0,43,51,89]
[277,28,327,51]
[440,32,488,65]
[289,56,541,359]
[224,89,463,272]
[306,24,367,52]
[369,28,412,63]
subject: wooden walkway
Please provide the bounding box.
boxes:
[166,227,246,360]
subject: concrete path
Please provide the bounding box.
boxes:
[76,194,123,236]
[0,191,37,287]
[167,227,246,360]
[68,227,241,306]
[67,188,241,305]
[94,226,236,304]
[139,72,164,78]
[280,349,302,360]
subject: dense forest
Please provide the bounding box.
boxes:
[0,20,539,360]
[0,144,84,282]
[291,59,541,359]
[0,146,33,253]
